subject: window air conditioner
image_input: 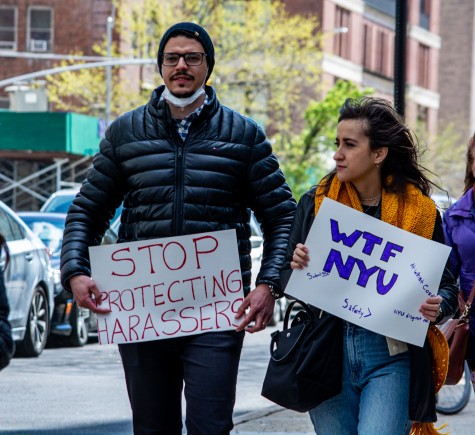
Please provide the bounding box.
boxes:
[30,39,48,52]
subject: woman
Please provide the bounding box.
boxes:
[0,234,14,370]
[281,97,458,434]
[443,133,475,389]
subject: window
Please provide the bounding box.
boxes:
[334,6,350,60]
[363,24,372,70]
[0,7,16,50]
[374,30,388,76]
[418,43,430,88]
[28,7,53,52]
[419,0,430,30]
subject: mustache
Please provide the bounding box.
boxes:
[170,73,194,80]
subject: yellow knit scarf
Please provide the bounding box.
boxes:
[314,177,449,435]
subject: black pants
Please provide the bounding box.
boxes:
[119,330,245,435]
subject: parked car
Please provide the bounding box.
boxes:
[41,188,122,230]
[18,212,117,347]
[0,201,54,357]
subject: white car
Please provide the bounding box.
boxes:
[0,201,54,357]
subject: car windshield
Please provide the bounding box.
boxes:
[42,196,74,213]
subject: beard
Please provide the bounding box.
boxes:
[171,89,195,98]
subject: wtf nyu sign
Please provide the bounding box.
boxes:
[286,198,451,346]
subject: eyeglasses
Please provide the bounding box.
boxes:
[161,52,207,67]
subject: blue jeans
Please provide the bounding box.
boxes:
[119,330,245,435]
[309,322,412,435]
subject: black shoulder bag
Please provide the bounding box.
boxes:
[261,299,343,412]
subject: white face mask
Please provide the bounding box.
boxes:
[162,86,205,108]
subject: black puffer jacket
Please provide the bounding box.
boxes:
[61,86,296,295]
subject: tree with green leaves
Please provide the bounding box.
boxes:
[417,122,466,199]
[46,0,321,142]
[278,80,373,199]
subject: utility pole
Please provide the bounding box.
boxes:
[105,15,114,128]
[394,0,407,117]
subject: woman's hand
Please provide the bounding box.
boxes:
[291,243,310,270]
[419,295,442,322]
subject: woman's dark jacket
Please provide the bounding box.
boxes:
[280,187,459,422]
[61,86,296,295]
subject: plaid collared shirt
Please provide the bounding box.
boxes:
[167,95,210,142]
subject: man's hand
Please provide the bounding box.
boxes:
[235,284,275,333]
[69,275,111,314]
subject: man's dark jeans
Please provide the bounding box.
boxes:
[119,330,245,435]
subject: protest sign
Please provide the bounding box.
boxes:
[286,198,451,347]
[89,229,244,345]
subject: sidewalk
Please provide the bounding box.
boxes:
[232,400,475,435]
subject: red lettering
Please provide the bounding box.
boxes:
[199,304,213,331]
[167,280,184,303]
[212,270,226,297]
[226,269,243,293]
[182,276,201,300]
[137,243,163,274]
[111,247,136,277]
[108,290,123,311]
[142,313,160,339]
[153,283,165,306]
[214,300,232,328]
[193,235,218,269]
[179,306,199,333]
[128,315,140,341]
[111,318,128,343]
[163,242,187,270]
[161,309,181,335]
[121,289,135,311]
[134,285,151,308]
[231,298,244,327]
[96,317,110,344]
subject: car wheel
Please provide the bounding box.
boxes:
[268,300,282,326]
[15,286,50,357]
[69,303,89,347]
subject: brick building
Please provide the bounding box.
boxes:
[438,0,474,142]
[285,0,441,135]
[0,0,116,107]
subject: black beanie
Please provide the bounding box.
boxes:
[157,22,215,80]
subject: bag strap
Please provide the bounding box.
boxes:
[460,281,475,322]
[282,298,315,329]
[466,281,475,305]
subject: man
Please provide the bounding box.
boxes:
[60,22,296,434]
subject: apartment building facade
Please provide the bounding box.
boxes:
[285,0,441,135]
[438,0,474,143]
[0,0,117,108]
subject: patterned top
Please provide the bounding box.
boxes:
[162,94,211,142]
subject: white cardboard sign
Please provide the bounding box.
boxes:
[89,229,244,345]
[286,198,451,347]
